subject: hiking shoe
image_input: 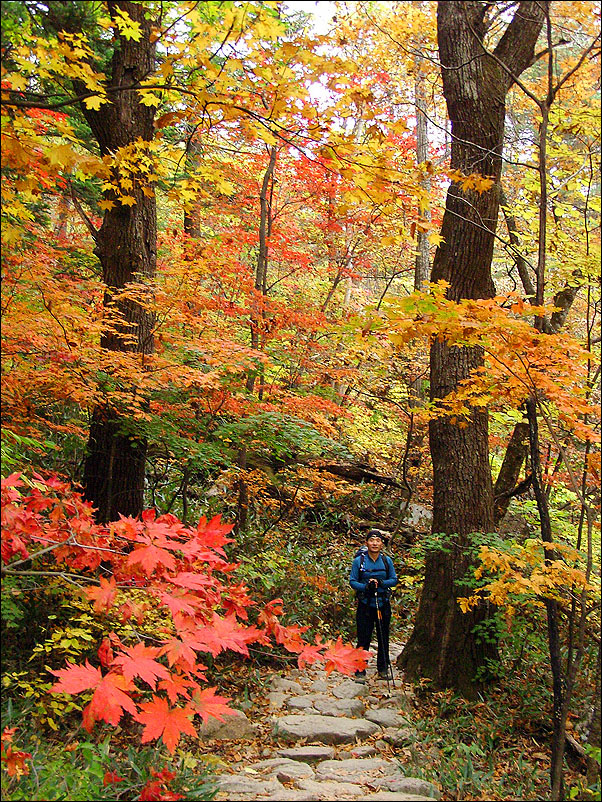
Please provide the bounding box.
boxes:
[354,670,367,682]
[377,669,390,679]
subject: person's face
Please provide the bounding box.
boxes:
[366,535,383,556]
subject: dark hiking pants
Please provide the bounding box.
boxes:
[356,600,391,671]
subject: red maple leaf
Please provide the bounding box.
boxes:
[297,639,325,669]
[195,514,234,550]
[112,643,170,689]
[50,660,103,694]
[274,622,309,653]
[221,582,255,620]
[170,571,215,591]
[85,576,117,613]
[157,590,203,618]
[157,673,198,704]
[135,698,197,754]
[83,674,138,731]
[127,543,176,575]
[321,638,370,675]
[159,637,198,671]
[191,686,235,723]
[50,662,138,731]
[193,613,249,657]
[97,638,114,668]
[103,771,125,786]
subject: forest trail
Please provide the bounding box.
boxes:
[209,641,442,801]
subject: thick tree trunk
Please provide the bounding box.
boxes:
[399,1,547,694]
[80,1,157,522]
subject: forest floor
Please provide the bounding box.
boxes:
[196,640,440,801]
[184,638,587,802]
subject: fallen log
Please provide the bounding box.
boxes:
[315,463,407,491]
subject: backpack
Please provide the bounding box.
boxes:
[355,545,391,581]
[354,546,393,600]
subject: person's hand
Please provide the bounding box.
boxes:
[367,578,379,590]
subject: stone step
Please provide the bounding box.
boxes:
[272,713,381,744]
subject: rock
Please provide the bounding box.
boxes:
[365,709,410,728]
[333,679,370,699]
[295,777,365,798]
[268,691,288,709]
[380,777,440,799]
[361,794,437,801]
[277,745,336,763]
[214,774,283,799]
[271,677,304,694]
[313,697,365,717]
[273,714,380,744]
[382,727,418,747]
[310,679,329,692]
[198,709,257,740]
[314,757,402,784]
[376,690,415,713]
[286,695,318,711]
[248,757,315,781]
[260,792,322,801]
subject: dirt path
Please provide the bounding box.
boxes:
[207,642,442,801]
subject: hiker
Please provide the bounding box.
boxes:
[349,529,398,681]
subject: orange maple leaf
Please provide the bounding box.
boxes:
[135,698,197,754]
[274,621,308,653]
[157,673,198,704]
[1,746,31,777]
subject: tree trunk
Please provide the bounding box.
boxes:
[246,145,277,394]
[399,1,547,694]
[493,421,530,524]
[80,1,157,522]
[414,57,431,293]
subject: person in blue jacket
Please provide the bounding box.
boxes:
[349,529,398,680]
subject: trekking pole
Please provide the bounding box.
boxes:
[373,585,391,696]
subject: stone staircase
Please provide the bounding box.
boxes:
[212,643,441,801]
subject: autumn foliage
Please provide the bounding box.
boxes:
[1,472,368,758]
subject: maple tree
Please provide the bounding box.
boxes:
[1,2,600,799]
[1,472,368,756]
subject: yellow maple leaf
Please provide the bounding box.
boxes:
[120,196,136,207]
[113,7,143,41]
[138,91,162,107]
[47,143,77,168]
[83,94,108,111]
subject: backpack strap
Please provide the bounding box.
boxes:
[359,551,390,580]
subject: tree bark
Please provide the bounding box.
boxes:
[80,1,157,522]
[493,421,530,524]
[246,145,277,395]
[399,1,547,695]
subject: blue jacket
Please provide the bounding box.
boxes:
[349,552,397,608]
